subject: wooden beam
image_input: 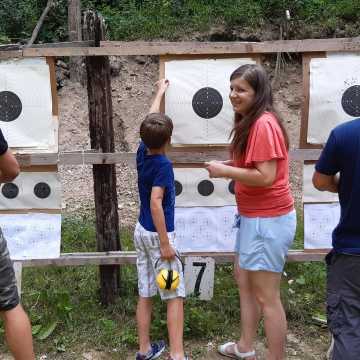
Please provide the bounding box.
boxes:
[19,249,326,267]
[14,148,322,167]
[11,37,360,57]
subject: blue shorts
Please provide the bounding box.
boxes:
[234,210,296,273]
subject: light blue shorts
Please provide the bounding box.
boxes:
[234,209,296,273]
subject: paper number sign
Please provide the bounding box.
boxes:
[184,256,215,300]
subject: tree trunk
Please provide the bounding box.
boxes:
[68,0,82,82]
[83,10,121,306]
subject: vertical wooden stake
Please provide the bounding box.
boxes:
[83,11,121,306]
[68,0,83,82]
[13,262,22,298]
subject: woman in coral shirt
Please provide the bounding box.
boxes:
[206,64,296,360]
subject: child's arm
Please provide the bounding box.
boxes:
[150,186,176,260]
[149,79,169,113]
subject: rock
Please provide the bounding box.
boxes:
[134,56,146,65]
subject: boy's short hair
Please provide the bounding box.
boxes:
[140,113,173,149]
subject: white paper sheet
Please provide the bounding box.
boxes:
[165,58,255,144]
[174,206,237,252]
[0,58,58,150]
[304,203,339,249]
[0,213,61,260]
[174,168,236,207]
[302,164,339,203]
[0,172,61,209]
[308,55,360,144]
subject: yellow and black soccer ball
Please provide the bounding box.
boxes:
[156,269,180,291]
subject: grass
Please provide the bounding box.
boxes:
[0,210,327,357]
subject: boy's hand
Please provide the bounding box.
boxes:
[160,243,176,261]
[155,79,169,95]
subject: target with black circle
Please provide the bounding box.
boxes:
[0,91,22,122]
[342,85,360,117]
[2,183,19,199]
[175,180,183,196]
[192,87,223,119]
[34,182,51,199]
[197,180,214,196]
[228,180,235,195]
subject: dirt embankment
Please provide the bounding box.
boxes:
[58,55,303,227]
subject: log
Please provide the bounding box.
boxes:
[83,11,121,306]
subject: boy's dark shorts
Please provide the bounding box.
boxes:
[326,251,360,360]
[0,228,19,312]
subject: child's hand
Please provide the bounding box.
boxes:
[160,243,176,260]
[205,160,228,178]
[155,79,169,94]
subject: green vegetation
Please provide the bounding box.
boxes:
[1,0,360,44]
[0,213,327,357]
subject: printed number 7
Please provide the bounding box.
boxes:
[193,262,206,297]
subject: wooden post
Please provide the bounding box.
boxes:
[83,11,121,306]
[68,0,82,82]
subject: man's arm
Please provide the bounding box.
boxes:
[312,171,339,193]
[150,186,175,260]
[0,150,20,183]
[149,79,169,113]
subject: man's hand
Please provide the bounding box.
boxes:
[205,160,228,178]
[160,243,176,261]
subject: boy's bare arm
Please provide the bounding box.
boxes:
[149,79,169,114]
[150,186,176,260]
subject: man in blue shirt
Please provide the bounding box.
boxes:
[313,118,360,360]
[133,79,187,360]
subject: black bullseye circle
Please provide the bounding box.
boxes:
[342,85,360,117]
[2,183,19,199]
[34,182,51,199]
[192,87,223,119]
[0,91,22,122]
[175,180,183,196]
[197,180,214,196]
[228,180,235,195]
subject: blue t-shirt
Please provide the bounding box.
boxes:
[136,141,175,232]
[316,118,360,254]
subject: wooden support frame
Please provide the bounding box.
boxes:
[0,37,358,57]
[299,52,327,149]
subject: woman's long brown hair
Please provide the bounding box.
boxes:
[229,64,289,157]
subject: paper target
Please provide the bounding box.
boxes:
[0,91,22,122]
[0,172,61,209]
[174,168,236,207]
[0,213,61,260]
[302,164,338,203]
[192,87,223,119]
[174,206,237,252]
[308,54,360,144]
[165,58,256,144]
[0,58,57,150]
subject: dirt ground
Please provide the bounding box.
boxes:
[43,56,330,359]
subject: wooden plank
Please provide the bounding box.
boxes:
[13,262,22,297]
[0,50,22,59]
[29,40,93,48]
[13,148,322,167]
[46,57,59,116]
[19,249,326,267]
[13,38,360,57]
[299,52,327,149]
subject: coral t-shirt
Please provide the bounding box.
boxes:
[233,112,294,217]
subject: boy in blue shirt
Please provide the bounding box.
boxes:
[134,79,187,360]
